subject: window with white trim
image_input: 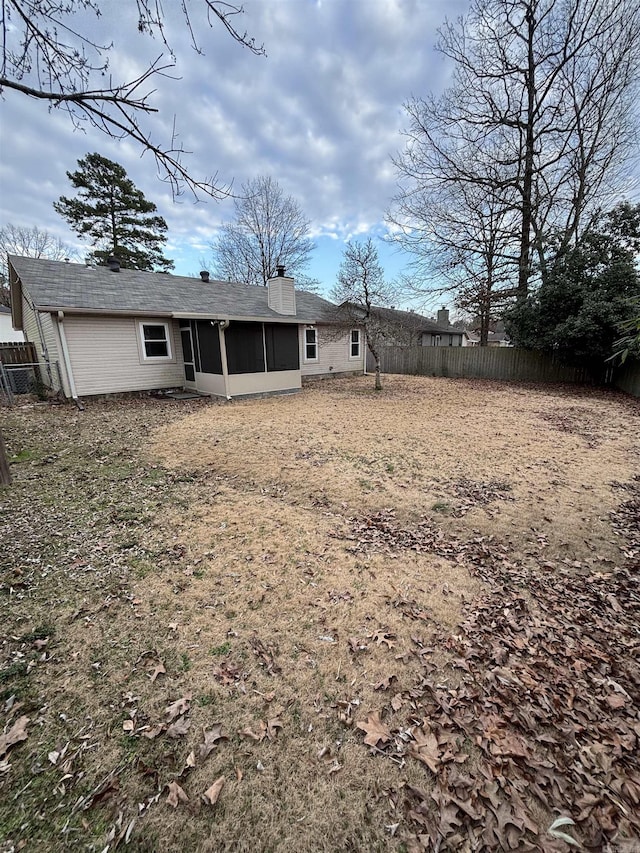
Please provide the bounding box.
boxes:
[139,322,172,360]
[304,327,318,362]
[350,328,361,359]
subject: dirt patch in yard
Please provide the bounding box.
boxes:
[1,375,639,852]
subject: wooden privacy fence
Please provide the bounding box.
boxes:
[614,359,640,397]
[0,342,37,365]
[367,346,599,385]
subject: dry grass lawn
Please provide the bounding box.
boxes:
[1,374,639,852]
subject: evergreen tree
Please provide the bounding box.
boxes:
[54,153,174,271]
[505,203,640,365]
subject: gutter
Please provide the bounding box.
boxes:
[55,311,83,409]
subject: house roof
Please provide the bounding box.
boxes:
[8,256,341,325]
[365,304,465,334]
[0,305,11,315]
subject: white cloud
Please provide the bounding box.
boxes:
[0,0,512,283]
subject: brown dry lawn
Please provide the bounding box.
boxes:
[1,374,639,852]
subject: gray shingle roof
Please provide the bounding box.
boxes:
[8,256,340,324]
[345,302,465,334]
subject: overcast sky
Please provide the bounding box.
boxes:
[1,0,467,305]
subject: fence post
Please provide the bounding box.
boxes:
[0,362,14,406]
[0,430,11,486]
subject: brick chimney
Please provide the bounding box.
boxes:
[437,306,449,326]
[267,265,296,315]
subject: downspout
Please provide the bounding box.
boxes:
[218,320,231,401]
[56,311,83,410]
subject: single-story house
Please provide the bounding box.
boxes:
[8,256,365,402]
[364,305,466,348]
[463,329,513,347]
[0,304,25,342]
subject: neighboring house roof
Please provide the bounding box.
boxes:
[466,329,512,344]
[8,256,340,325]
[365,304,465,335]
[0,305,11,315]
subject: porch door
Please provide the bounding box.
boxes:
[180,326,196,385]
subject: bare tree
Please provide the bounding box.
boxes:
[389,0,640,304]
[0,1,264,199]
[331,239,395,391]
[395,172,518,345]
[211,176,315,286]
[0,223,78,305]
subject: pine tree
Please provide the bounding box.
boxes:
[54,153,173,271]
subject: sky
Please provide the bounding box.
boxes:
[0,0,472,310]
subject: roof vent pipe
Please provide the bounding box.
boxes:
[200,270,210,282]
[276,263,285,277]
[107,255,121,272]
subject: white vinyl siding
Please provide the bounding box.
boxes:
[300,325,365,377]
[20,294,63,391]
[63,315,184,396]
[21,296,59,367]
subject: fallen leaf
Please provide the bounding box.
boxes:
[165,696,191,721]
[374,674,397,691]
[240,721,267,742]
[410,726,441,774]
[166,780,188,808]
[391,693,404,711]
[202,776,225,806]
[372,630,396,648]
[0,716,30,759]
[266,717,283,740]
[166,716,191,738]
[356,712,392,747]
[148,661,166,682]
[143,724,164,740]
[199,725,227,759]
[185,751,196,768]
[605,694,626,709]
[235,766,243,782]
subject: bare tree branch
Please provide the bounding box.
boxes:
[0,0,265,199]
[388,0,640,309]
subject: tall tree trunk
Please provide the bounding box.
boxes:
[518,2,536,302]
[480,310,490,346]
[368,341,383,391]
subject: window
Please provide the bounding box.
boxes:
[350,329,361,359]
[305,327,318,362]
[434,335,441,347]
[139,322,171,360]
